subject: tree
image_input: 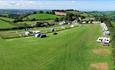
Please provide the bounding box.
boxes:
[60,17,64,21]
[39,11,44,13]
[81,16,85,19]
[31,18,36,21]
[55,18,59,22]
[46,11,50,14]
[33,11,37,14]
[66,13,74,21]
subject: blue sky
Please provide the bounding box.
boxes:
[0,0,115,11]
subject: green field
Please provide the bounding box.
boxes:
[111,21,115,27]
[0,24,113,70]
[0,20,14,28]
[23,14,60,20]
[16,20,54,25]
[0,17,14,22]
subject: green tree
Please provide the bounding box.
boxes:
[39,11,44,13]
[55,18,59,22]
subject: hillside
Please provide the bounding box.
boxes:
[0,20,15,28]
[23,13,61,20]
[0,17,14,22]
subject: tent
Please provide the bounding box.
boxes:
[70,25,74,28]
[24,31,30,36]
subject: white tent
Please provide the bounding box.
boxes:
[32,30,40,34]
[70,25,74,28]
[59,21,65,25]
[61,26,65,29]
[24,31,30,36]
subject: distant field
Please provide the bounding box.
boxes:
[23,13,61,20]
[0,20,14,28]
[0,17,14,22]
[66,11,92,17]
[0,24,71,39]
[0,24,113,70]
[16,20,54,25]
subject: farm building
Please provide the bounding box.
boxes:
[54,11,67,16]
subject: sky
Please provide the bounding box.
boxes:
[0,0,115,11]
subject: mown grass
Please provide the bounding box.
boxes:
[23,13,60,20]
[0,24,113,70]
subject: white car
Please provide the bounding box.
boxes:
[97,37,110,43]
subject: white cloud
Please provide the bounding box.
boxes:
[0,1,77,9]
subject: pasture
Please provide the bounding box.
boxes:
[0,17,14,22]
[0,20,15,28]
[23,13,61,20]
[16,20,54,25]
[0,24,113,70]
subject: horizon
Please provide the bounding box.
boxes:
[0,0,115,11]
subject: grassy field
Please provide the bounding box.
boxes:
[0,24,71,39]
[110,21,115,70]
[111,21,115,27]
[0,24,113,70]
[0,20,15,28]
[23,13,60,20]
[16,20,54,25]
[0,17,14,22]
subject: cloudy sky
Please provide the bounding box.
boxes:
[0,0,115,11]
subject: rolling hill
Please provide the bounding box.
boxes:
[0,20,15,28]
[23,13,61,20]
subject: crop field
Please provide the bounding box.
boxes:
[0,20,15,28]
[23,13,61,20]
[0,24,113,70]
